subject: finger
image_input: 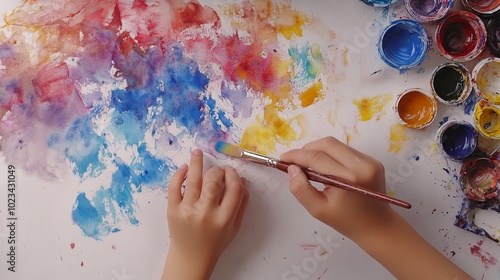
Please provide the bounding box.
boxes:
[280,148,357,183]
[198,166,225,207]
[183,149,204,204]
[167,164,188,208]
[288,165,328,218]
[232,183,249,231]
[220,166,245,217]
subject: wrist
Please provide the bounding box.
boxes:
[163,243,220,280]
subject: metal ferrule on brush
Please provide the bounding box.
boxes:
[241,150,279,168]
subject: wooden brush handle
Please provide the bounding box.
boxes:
[275,161,411,209]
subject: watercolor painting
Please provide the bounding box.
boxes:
[1,0,500,279]
[0,0,337,239]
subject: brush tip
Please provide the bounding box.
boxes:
[215,141,243,158]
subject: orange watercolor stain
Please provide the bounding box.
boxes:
[396,90,436,129]
[300,81,323,107]
[388,124,408,154]
[353,94,393,121]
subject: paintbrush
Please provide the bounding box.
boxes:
[215,141,412,209]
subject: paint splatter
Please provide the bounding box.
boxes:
[388,124,408,153]
[353,94,393,121]
[70,243,75,249]
[470,240,497,269]
[0,0,336,239]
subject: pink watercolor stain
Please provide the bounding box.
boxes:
[470,240,497,269]
[70,243,75,249]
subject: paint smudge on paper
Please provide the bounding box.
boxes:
[388,124,408,153]
[353,94,393,121]
[470,240,497,269]
[0,0,336,239]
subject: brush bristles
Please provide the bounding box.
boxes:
[215,141,244,158]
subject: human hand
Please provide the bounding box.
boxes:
[280,137,394,243]
[163,149,249,280]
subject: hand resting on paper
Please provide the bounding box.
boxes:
[162,149,249,280]
[162,137,472,280]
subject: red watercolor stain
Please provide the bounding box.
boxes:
[470,240,497,269]
[70,243,75,249]
[112,245,117,250]
[32,62,74,104]
[80,261,84,267]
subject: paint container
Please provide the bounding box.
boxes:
[460,157,500,201]
[378,20,429,69]
[361,0,401,7]
[462,0,500,18]
[394,88,437,129]
[430,62,472,105]
[436,120,478,161]
[472,57,500,104]
[487,16,500,57]
[435,11,487,62]
[404,0,454,22]
[473,99,500,139]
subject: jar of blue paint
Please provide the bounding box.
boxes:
[361,0,401,7]
[436,120,478,161]
[378,20,429,69]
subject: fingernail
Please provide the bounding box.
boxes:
[288,165,300,178]
[193,149,203,156]
[178,163,188,170]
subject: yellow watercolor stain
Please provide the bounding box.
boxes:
[388,124,408,154]
[353,94,393,121]
[387,190,396,196]
[240,105,297,154]
[300,81,323,107]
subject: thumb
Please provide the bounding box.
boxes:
[287,165,325,217]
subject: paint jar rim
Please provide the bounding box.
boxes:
[460,157,500,201]
[462,0,500,17]
[361,0,401,7]
[472,57,500,104]
[430,62,472,105]
[404,0,454,22]
[487,17,500,57]
[378,19,429,69]
[436,120,478,161]
[435,11,487,62]
[394,88,437,129]
[473,99,500,139]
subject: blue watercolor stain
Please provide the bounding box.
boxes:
[289,44,321,87]
[439,116,449,126]
[71,43,236,238]
[109,161,139,226]
[131,143,172,191]
[72,192,111,239]
[65,116,107,178]
[378,20,428,70]
[206,96,233,131]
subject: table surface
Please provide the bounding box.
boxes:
[0,0,499,279]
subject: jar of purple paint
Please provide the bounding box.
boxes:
[404,0,454,22]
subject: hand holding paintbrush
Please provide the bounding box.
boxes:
[215,139,411,209]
